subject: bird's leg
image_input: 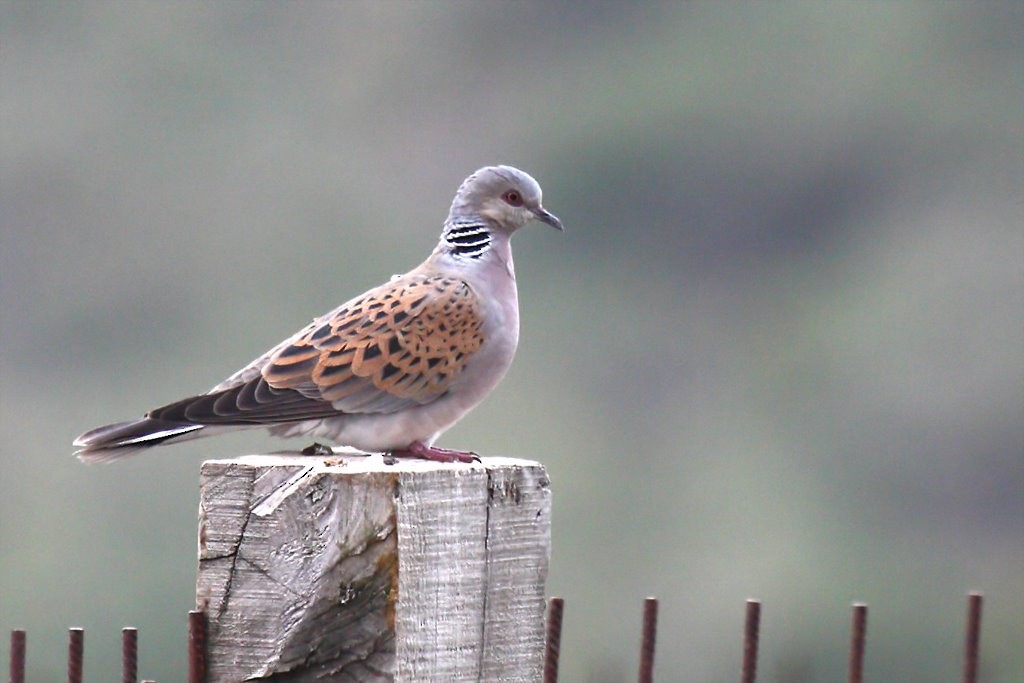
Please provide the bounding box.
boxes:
[301,442,334,456]
[391,441,479,463]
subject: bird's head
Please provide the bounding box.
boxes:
[449,165,563,233]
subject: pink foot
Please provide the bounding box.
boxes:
[391,441,479,463]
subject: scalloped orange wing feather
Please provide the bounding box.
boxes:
[262,274,485,415]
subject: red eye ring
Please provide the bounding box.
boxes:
[502,190,523,207]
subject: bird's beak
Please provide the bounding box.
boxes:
[532,206,564,231]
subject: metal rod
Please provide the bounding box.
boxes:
[122,627,138,683]
[848,603,867,683]
[188,610,207,683]
[543,597,565,683]
[10,630,26,683]
[962,592,983,683]
[638,597,659,683]
[741,600,761,683]
[67,628,84,683]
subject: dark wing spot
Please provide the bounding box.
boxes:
[335,318,359,333]
[277,344,312,359]
[318,362,350,380]
[310,324,333,342]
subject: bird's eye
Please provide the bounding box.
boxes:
[502,190,523,207]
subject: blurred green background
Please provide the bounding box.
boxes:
[2,2,1021,681]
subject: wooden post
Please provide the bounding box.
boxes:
[195,454,551,682]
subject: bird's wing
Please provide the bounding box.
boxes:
[266,273,485,412]
[149,274,485,425]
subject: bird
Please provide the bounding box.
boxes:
[73,165,562,464]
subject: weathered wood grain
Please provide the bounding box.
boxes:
[195,455,550,682]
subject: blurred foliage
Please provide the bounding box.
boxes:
[2,2,1021,681]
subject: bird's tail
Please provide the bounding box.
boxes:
[73,418,205,463]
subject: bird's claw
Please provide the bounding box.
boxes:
[390,441,479,463]
[301,442,334,456]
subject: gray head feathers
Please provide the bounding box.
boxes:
[448,165,562,232]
